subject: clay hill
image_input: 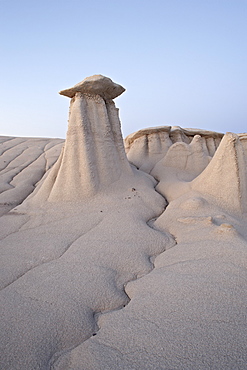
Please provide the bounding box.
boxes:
[0,75,247,369]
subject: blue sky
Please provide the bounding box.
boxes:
[0,0,246,139]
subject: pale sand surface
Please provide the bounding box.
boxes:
[1,76,247,369]
[0,136,64,216]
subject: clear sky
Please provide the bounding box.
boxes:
[0,0,246,139]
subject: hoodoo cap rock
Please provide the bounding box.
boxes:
[59,74,125,100]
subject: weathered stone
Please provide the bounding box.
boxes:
[59,74,125,100]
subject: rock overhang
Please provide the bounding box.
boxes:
[59,74,125,100]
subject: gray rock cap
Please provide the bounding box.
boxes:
[59,74,125,100]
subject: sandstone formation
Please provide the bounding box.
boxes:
[192,132,247,214]
[125,125,223,173]
[29,75,131,203]
[0,75,247,369]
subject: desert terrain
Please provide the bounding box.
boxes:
[1,76,247,369]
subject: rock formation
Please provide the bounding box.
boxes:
[192,132,247,214]
[33,75,132,202]
[125,126,223,174]
[59,74,125,100]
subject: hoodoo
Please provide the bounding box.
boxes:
[192,132,247,214]
[46,75,131,202]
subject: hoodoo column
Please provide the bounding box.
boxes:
[47,75,132,202]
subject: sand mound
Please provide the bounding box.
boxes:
[1,76,247,369]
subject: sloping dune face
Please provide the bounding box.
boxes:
[1,76,247,370]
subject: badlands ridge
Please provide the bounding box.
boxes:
[0,75,247,369]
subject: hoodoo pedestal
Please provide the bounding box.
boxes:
[46,75,132,202]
